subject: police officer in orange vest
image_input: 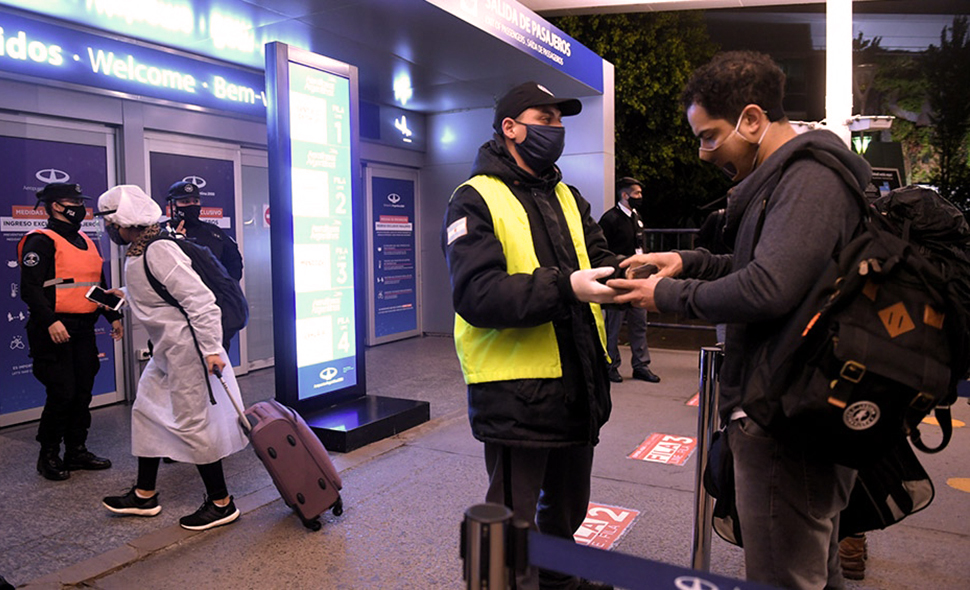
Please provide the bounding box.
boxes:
[19,182,123,481]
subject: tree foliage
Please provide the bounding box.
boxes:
[923,15,970,207]
[552,12,728,227]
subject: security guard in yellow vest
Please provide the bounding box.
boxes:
[441,82,622,590]
[19,183,123,481]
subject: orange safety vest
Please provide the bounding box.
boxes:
[18,228,103,314]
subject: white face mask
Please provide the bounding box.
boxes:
[699,112,771,181]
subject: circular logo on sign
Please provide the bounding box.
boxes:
[35,168,70,184]
[843,401,880,431]
[22,252,40,267]
[182,175,207,189]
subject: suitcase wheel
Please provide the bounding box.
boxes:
[301,516,322,531]
[332,497,344,517]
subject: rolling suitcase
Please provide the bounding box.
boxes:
[214,368,344,531]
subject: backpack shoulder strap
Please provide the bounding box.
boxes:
[142,237,216,405]
[142,237,182,312]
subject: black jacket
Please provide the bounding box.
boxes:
[441,136,618,447]
[598,204,644,257]
[177,220,243,281]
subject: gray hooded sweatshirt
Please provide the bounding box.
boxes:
[653,129,872,424]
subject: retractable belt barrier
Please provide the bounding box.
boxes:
[460,345,767,589]
[461,501,774,590]
[691,346,723,571]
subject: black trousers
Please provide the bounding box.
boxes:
[484,442,594,590]
[28,319,100,449]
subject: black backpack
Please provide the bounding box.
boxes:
[742,148,970,469]
[143,235,249,345]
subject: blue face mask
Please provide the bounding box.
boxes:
[514,121,566,173]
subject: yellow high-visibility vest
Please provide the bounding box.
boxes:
[452,175,608,384]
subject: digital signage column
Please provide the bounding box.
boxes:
[266,43,365,410]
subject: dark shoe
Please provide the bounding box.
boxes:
[1,574,14,590]
[64,445,112,470]
[162,457,177,463]
[37,447,69,481]
[179,496,240,531]
[632,367,661,383]
[839,534,867,580]
[103,487,161,516]
[607,368,623,383]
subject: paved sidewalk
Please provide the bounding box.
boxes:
[1,335,968,589]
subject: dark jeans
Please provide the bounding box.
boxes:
[729,417,856,589]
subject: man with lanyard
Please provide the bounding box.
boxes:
[19,182,123,481]
[597,177,660,384]
[441,81,620,590]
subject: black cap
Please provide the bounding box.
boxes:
[493,81,582,132]
[616,177,643,191]
[36,182,89,203]
[167,181,200,200]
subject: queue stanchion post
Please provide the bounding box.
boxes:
[691,345,722,571]
[462,503,513,590]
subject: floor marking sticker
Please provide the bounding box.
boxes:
[686,392,699,406]
[947,478,970,493]
[573,502,640,550]
[922,415,966,428]
[628,433,697,466]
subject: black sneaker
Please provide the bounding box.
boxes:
[103,487,161,516]
[179,496,239,531]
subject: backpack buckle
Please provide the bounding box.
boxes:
[839,360,866,383]
[910,391,936,413]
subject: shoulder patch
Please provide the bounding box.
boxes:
[447,217,468,246]
[22,252,40,267]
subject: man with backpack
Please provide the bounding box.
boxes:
[610,51,873,588]
[95,184,248,531]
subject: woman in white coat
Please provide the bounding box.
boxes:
[95,185,248,531]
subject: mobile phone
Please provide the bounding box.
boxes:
[630,263,659,279]
[86,285,124,311]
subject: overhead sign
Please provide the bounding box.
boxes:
[428,0,604,92]
[0,0,266,69]
[0,9,266,117]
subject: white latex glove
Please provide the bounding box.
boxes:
[570,267,619,304]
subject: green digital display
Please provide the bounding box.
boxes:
[286,62,358,399]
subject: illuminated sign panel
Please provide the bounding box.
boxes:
[0,0,265,68]
[427,0,603,92]
[266,43,365,409]
[0,8,266,117]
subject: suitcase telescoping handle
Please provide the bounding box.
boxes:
[212,366,256,436]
